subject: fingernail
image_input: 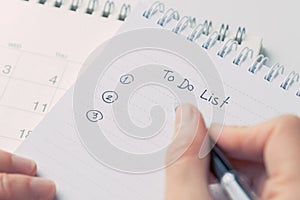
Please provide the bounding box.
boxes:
[12,155,36,175]
[31,177,56,199]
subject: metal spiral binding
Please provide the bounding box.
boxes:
[142,1,300,97]
[202,20,212,36]
[157,8,180,27]
[102,1,114,18]
[30,0,130,20]
[264,63,285,82]
[186,21,212,42]
[233,47,253,66]
[217,39,238,58]
[202,31,219,50]
[296,90,300,97]
[187,23,205,41]
[54,0,63,8]
[280,71,299,90]
[70,0,80,11]
[38,0,47,4]
[86,0,97,14]
[172,16,196,34]
[235,27,246,45]
[118,4,130,21]
[248,55,269,74]
[218,24,229,42]
[143,1,165,19]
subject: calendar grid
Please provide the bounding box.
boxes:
[0,45,83,151]
[0,104,46,116]
[0,44,82,64]
[0,49,23,99]
[0,134,22,142]
[47,60,70,110]
[0,75,71,91]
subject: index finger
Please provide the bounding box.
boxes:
[0,173,56,200]
[0,150,36,175]
[215,115,300,176]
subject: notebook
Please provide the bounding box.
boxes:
[0,0,134,152]
[15,1,300,200]
[0,0,262,153]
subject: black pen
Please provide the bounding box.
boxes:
[210,145,256,200]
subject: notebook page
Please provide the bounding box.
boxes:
[0,0,124,152]
[16,3,300,200]
[15,33,230,200]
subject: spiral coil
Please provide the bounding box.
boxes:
[142,1,165,19]
[142,1,300,98]
[54,0,63,8]
[172,16,196,34]
[235,27,246,45]
[70,0,80,11]
[264,63,285,82]
[248,55,269,74]
[280,71,299,90]
[218,24,229,42]
[118,4,131,21]
[102,1,114,18]
[25,0,131,21]
[233,47,253,66]
[202,31,218,50]
[217,39,238,58]
[157,8,180,27]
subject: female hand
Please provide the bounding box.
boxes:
[165,104,300,200]
[0,150,56,200]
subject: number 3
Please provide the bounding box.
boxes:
[2,65,12,75]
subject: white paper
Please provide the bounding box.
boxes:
[0,0,127,151]
[16,3,300,200]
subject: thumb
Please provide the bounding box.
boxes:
[165,104,213,200]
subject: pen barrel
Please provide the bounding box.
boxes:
[220,172,256,200]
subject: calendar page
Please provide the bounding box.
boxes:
[0,0,125,151]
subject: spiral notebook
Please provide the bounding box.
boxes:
[15,1,300,200]
[0,0,264,153]
[0,0,135,152]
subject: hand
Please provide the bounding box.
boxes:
[165,104,300,200]
[0,150,56,200]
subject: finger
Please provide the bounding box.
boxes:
[214,115,300,167]
[165,104,213,200]
[261,115,300,199]
[263,116,300,174]
[213,115,300,199]
[0,173,56,200]
[229,158,267,195]
[0,150,36,175]
[210,116,288,161]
